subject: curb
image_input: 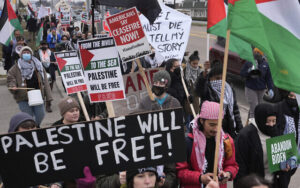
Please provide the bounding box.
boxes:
[0,77,6,86]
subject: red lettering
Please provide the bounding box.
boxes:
[125,76,136,94]
[137,72,150,91]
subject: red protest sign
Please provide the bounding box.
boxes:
[106,7,151,62]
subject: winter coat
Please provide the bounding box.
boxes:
[138,94,181,111]
[240,60,273,91]
[167,72,186,107]
[7,64,53,103]
[194,76,243,139]
[176,133,238,188]
[47,33,61,49]
[234,124,290,188]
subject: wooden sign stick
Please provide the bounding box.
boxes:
[136,59,154,101]
[181,72,196,118]
[106,101,115,118]
[213,30,231,181]
[77,92,91,121]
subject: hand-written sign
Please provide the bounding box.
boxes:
[106,7,151,62]
[54,51,87,94]
[78,38,126,102]
[112,68,160,117]
[140,2,192,62]
[266,133,298,173]
[0,108,185,187]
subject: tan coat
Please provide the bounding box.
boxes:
[7,64,53,102]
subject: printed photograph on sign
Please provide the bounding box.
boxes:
[106,7,152,62]
[140,2,192,62]
[55,51,87,95]
[78,38,126,103]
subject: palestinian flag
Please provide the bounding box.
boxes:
[228,0,300,94]
[207,0,254,63]
[36,22,44,47]
[0,0,23,46]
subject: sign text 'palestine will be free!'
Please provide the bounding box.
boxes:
[0,108,186,187]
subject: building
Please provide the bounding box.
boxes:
[177,0,207,20]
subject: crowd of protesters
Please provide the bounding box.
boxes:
[1,12,299,188]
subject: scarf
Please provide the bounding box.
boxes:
[17,56,44,82]
[39,49,52,68]
[185,62,201,84]
[190,115,224,174]
[210,80,236,128]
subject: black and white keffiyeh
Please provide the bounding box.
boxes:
[210,80,236,128]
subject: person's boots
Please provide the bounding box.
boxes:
[46,101,52,113]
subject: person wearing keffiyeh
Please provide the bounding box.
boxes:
[176,101,239,188]
[194,63,243,139]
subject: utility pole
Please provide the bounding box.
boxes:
[174,0,176,8]
[92,0,95,37]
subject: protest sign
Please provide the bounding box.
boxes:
[140,2,192,62]
[78,38,126,102]
[113,68,159,117]
[81,12,89,24]
[106,7,151,62]
[55,51,87,95]
[0,108,185,187]
[95,34,109,38]
[61,10,71,27]
[266,133,298,173]
[95,10,101,23]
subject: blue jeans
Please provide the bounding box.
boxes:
[18,101,45,126]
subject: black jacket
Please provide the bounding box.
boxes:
[194,75,243,138]
[167,72,186,107]
[235,124,293,188]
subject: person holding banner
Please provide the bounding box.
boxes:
[235,103,291,188]
[176,101,238,188]
[7,46,52,126]
[194,63,243,139]
[125,167,159,188]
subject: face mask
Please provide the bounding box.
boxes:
[174,67,181,76]
[22,54,31,61]
[152,85,166,97]
[41,47,47,51]
[286,98,298,108]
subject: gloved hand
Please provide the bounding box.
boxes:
[268,89,274,98]
[76,166,96,188]
[188,95,194,104]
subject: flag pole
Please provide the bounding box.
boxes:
[136,59,154,101]
[91,0,95,37]
[206,34,210,61]
[77,92,91,121]
[213,29,231,181]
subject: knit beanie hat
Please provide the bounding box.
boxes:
[126,167,158,183]
[153,70,171,87]
[189,51,200,62]
[199,101,224,120]
[59,97,80,116]
[20,46,33,55]
[9,112,35,133]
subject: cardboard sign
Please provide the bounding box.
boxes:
[61,10,71,27]
[113,68,159,117]
[140,2,192,62]
[106,7,151,62]
[54,51,87,95]
[78,38,126,102]
[266,133,298,173]
[0,108,185,187]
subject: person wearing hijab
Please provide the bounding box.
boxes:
[194,63,243,138]
[7,46,53,126]
[235,103,292,188]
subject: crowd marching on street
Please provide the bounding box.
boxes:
[1,0,300,188]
